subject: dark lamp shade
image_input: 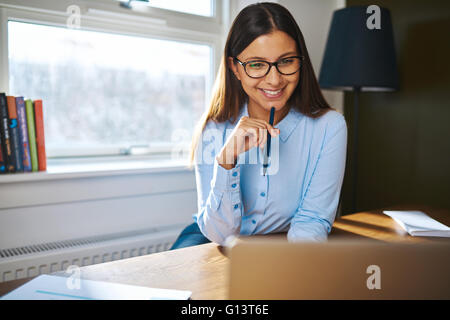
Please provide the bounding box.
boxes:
[319,6,399,92]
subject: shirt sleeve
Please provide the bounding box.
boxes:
[287,113,348,242]
[194,121,244,245]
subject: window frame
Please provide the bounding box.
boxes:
[0,0,226,159]
[115,0,216,18]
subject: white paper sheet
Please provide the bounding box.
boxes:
[1,274,192,300]
[383,210,450,237]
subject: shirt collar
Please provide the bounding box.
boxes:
[239,103,302,143]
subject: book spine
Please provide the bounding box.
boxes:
[33,100,46,171]
[0,129,5,173]
[25,99,38,172]
[7,96,23,172]
[15,96,32,172]
[0,93,14,172]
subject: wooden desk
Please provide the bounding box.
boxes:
[331,205,450,243]
[1,206,449,299]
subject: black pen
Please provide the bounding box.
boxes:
[263,106,275,176]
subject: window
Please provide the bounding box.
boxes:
[116,0,214,17]
[2,0,221,160]
[8,21,211,157]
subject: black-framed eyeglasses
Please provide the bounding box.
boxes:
[234,56,304,79]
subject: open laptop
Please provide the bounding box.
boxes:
[227,237,450,299]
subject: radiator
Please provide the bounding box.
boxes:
[0,225,183,283]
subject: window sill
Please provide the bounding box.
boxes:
[0,157,192,184]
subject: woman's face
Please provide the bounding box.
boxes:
[229,30,300,115]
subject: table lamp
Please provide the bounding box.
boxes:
[319,6,399,213]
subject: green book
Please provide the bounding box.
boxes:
[25,99,38,172]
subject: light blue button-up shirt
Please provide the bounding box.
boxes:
[194,103,347,245]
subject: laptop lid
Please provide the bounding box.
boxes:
[228,238,450,299]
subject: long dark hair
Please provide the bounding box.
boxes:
[189,2,331,165]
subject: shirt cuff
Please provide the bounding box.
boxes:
[211,158,241,193]
[287,217,330,243]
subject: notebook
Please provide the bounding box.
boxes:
[383,210,450,237]
[1,274,192,300]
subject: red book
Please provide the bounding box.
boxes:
[33,100,47,171]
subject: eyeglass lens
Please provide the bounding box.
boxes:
[245,57,301,78]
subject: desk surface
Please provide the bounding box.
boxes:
[1,205,449,299]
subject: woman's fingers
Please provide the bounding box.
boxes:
[232,116,281,155]
[257,127,264,148]
[244,117,279,136]
[251,118,280,137]
[260,128,267,150]
[217,115,283,169]
[245,119,278,150]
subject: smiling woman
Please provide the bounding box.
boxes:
[229,30,302,121]
[170,2,347,249]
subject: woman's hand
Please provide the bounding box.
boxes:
[216,116,280,170]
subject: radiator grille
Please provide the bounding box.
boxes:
[0,226,181,283]
[0,226,176,259]
[1,240,94,258]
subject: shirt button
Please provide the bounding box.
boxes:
[252,220,256,224]
[234,204,239,209]
[232,172,238,177]
[231,183,237,188]
[260,192,266,197]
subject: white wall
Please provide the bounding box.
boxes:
[230,0,346,113]
[0,167,197,249]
